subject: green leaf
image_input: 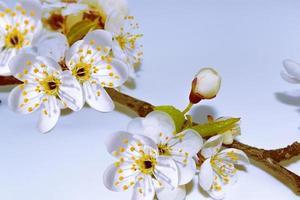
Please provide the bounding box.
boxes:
[191,118,240,137]
[67,20,97,45]
[154,105,185,132]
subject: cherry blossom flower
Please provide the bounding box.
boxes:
[0,0,42,75]
[65,30,129,112]
[281,59,300,83]
[198,135,249,200]
[106,12,143,77]
[103,131,184,200]
[127,111,203,188]
[8,53,83,133]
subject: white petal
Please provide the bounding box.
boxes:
[105,131,158,158]
[100,0,129,17]
[83,30,112,51]
[37,56,62,73]
[201,135,223,159]
[198,158,214,191]
[105,11,126,34]
[9,53,36,80]
[171,129,203,156]
[62,3,88,16]
[19,0,42,21]
[154,156,178,189]
[127,111,176,144]
[58,71,83,111]
[218,148,249,166]
[37,95,60,133]
[175,157,197,185]
[92,58,129,88]
[280,70,300,83]
[0,48,16,75]
[156,185,186,200]
[283,59,300,79]
[83,81,114,112]
[34,30,69,62]
[207,174,225,200]
[65,40,84,69]
[8,84,42,114]
[132,175,155,200]
[103,163,139,192]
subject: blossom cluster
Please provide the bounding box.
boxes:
[0,0,143,133]
[104,111,249,200]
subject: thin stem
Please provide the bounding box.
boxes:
[182,102,193,115]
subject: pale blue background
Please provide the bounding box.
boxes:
[0,0,300,199]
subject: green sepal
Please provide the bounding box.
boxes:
[67,20,97,45]
[191,118,240,137]
[154,105,185,132]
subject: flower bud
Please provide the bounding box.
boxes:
[189,68,221,104]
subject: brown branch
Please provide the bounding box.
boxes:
[0,76,21,85]
[1,75,300,194]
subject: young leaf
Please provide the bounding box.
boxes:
[154,105,185,132]
[67,20,97,45]
[191,118,240,137]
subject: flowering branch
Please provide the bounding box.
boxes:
[1,75,300,194]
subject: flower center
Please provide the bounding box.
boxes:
[158,144,172,156]
[40,75,61,96]
[5,28,26,49]
[136,154,157,175]
[45,12,65,31]
[72,62,91,83]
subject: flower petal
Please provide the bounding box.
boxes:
[83,30,112,52]
[127,111,176,144]
[101,0,129,17]
[65,40,84,69]
[62,3,88,16]
[207,174,225,200]
[154,156,178,189]
[175,157,197,185]
[103,162,139,192]
[8,84,42,114]
[92,58,129,88]
[105,131,157,158]
[34,30,69,62]
[132,175,155,200]
[0,48,16,75]
[280,70,300,83]
[283,59,300,80]
[218,148,249,166]
[83,81,114,112]
[198,158,214,191]
[171,129,203,156]
[156,185,186,200]
[105,11,126,35]
[19,0,42,21]
[201,135,223,159]
[58,71,83,111]
[37,95,60,133]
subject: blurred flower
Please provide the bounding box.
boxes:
[0,0,42,75]
[128,111,203,188]
[65,30,129,112]
[103,132,182,200]
[106,12,143,77]
[41,0,128,34]
[281,59,300,83]
[8,53,83,133]
[198,135,249,200]
[189,68,221,104]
